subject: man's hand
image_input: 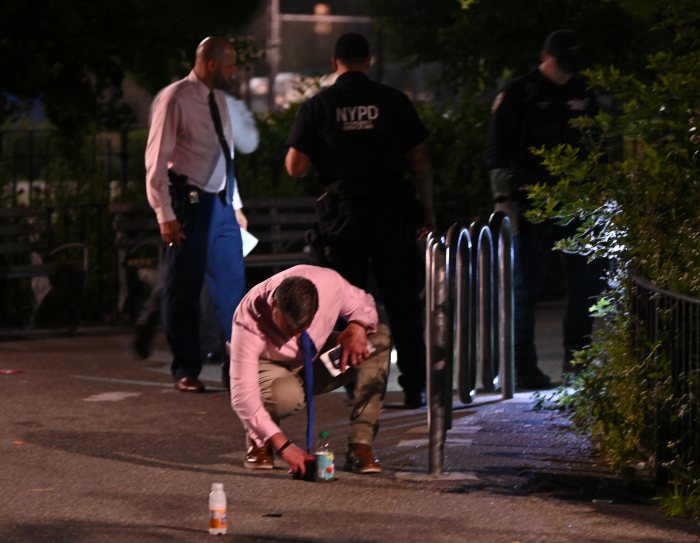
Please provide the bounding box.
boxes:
[160,219,185,247]
[337,322,370,372]
[280,443,314,476]
[235,208,248,230]
[285,147,310,177]
[269,433,313,476]
[489,168,519,235]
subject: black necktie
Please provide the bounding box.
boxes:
[208,91,235,205]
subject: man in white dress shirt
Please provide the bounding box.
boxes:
[144,36,247,392]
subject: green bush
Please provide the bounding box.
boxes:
[418,90,492,229]
[526,0,700,517]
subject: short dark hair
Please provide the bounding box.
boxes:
[273,276,319,332]
[333,32,370,63]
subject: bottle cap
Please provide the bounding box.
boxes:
[212,483,224,491]
[319,430,330,439]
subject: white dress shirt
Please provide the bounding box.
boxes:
[145,71,242,224]
[226,95,259,155]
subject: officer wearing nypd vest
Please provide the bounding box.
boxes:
[285,32,435,409]
[485,29,606,389]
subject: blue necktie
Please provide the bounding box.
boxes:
[208,91,235,206]
[299,331,317,452]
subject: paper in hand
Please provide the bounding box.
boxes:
[240,228,259,257]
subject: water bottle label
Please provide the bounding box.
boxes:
[315,451,335,481]
[209,508,227,530]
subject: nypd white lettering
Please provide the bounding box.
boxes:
[336,105,379,130]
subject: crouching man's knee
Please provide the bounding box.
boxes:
[262,374,306,421]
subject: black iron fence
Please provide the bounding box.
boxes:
[0,128,146,205]
[0,203,116,333]
[630,274,700,482]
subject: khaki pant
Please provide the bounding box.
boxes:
[258,324,391,445]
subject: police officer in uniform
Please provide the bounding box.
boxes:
[285,32,435,408]
[485,29,606,388]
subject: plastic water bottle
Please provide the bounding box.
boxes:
[314,431,335,481]
[208,483,227,535]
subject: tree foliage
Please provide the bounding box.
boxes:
[0,0,263,138]
[369,0,661,91]
[525,0,700,515]
[366,0,668,224]
[527,0,700,297]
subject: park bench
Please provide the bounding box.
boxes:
[243,196,317,269]
[108,196,317,321]
[0,206,89,336]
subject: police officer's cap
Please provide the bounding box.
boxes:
[334,32,370,62]
[543,29,581,74]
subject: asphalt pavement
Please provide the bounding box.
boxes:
[1,302,700,542]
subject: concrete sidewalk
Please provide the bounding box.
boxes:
[1,303,699,542]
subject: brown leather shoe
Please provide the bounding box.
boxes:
[244,440,274,470]
[346,443,382,474]
[174,376,206,393]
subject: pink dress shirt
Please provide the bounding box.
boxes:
[145,71,242,224]
[230,265,378,446]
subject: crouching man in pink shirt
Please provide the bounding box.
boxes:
[229,264,390,476]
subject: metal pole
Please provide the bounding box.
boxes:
[477,226,495,391]
[427,235,447,476]
[497,215,515,398]
[267,0,280,112]
[455,227,475,404]
[468,221,481,394]
[445,224,459,427]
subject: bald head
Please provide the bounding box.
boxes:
[196,37,233,64]
[194,36,237,90]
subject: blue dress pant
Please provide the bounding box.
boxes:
[161,191,245,380]
[513,218,607,372]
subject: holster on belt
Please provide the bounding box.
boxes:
[168,170,189,216]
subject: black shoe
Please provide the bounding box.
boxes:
[131,323,155,359]
[403,389,426,409]
[516,366,552,390]
[398,374,426,408]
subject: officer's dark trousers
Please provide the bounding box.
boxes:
[513,218,606,374]
[161,190,245,381]
[329,204,426,395]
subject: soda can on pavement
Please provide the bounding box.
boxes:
[315,451,334,481]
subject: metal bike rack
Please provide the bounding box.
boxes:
[426,212,515,476]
